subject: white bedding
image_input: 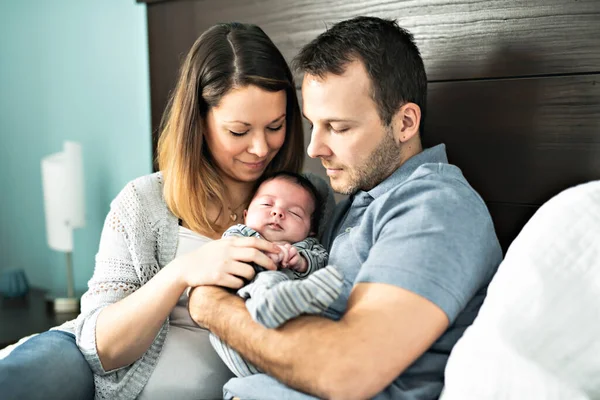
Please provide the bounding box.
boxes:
[442,181,600,399]
[0,333,38,360]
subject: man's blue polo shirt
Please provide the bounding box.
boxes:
[224,144,503,400]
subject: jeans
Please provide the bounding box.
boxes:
[0,330,94,400]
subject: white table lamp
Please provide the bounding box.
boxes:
[41,141,85,313]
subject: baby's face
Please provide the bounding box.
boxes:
[244,178,314,243]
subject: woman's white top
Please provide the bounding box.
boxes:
[139,226,234,399]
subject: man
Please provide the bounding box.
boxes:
[189,16,502,399]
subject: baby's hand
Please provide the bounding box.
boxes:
[267,251,282,265]
[277,244,307,273]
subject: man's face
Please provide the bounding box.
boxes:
[302,61,401,195]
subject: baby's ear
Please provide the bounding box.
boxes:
[243,210,248,220]
[308,231,316,237]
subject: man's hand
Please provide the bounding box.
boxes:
[187,285,234,328]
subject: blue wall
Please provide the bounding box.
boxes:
[0,1,152,294]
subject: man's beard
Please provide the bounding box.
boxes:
[333,127,401,195]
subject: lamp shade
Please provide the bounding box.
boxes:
[41,141,86,252]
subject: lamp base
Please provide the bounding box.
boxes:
[45,295,80,314]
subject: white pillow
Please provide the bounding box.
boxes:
[441,181,600,400]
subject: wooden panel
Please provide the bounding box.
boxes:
[144,0,600,165]
[425,74,600,206]
[487,202,538,254]
[146,2,213,168]
[141,0,600,241]
[146,0,600,83]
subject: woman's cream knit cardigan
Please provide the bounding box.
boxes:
[61,172,179,400]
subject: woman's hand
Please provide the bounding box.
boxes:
[171,236,280,289]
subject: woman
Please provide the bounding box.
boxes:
[1,22,316,400]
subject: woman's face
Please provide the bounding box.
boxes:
[205,85,287,184]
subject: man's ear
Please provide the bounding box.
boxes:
[392,102,421,144]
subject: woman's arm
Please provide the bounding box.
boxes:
[93,234,279,371]
[87,211,280,373]
[94,260,186,371]
[75,191,189,374]
[76,177,282,374]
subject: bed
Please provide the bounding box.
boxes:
[135,0,600,400]
[136,1,600,397]
[5,0,600,396]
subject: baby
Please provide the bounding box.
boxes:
[226,171,327,277]
[209,172,343,377]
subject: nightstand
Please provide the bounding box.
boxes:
[0,288,79,348]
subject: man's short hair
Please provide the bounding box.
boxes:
[293,16,427,134]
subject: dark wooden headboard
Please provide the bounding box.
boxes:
[137,0,600,252]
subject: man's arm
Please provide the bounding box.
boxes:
[189,281,448,400]
[194,176,497,399]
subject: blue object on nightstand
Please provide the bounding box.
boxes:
[0,269,30,298]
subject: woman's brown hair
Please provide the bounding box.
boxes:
[157,23,304,234]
